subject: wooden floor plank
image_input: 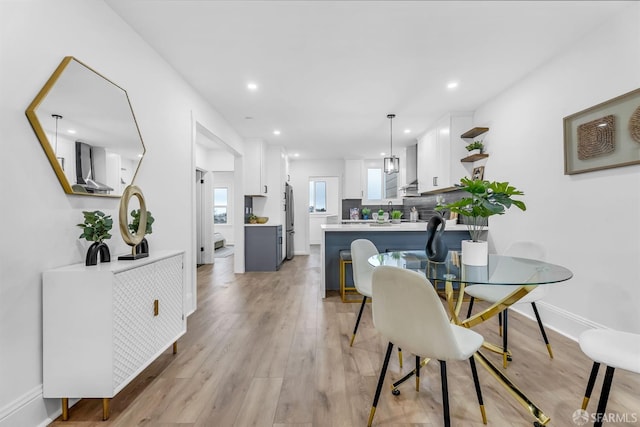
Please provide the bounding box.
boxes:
[49,248,640,427]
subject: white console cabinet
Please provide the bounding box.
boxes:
[43,250,185,420]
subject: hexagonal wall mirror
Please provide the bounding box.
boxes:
[26,56,145,197]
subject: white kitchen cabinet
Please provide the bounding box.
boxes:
[343,159,364,199]
[417,128,437,194]
[417,113,472,193]
[43,251,185,421]
[244,138,268,195]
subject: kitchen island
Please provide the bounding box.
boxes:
[320,222,475,297]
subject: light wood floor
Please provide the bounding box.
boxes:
[50,248,639,426]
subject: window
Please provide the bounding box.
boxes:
[367,167,397,200]
[214,187,228,224]
[308,180,327,212]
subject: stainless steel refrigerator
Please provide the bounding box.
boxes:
[285,183,295,260]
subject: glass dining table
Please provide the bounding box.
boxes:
[369,250,573,426]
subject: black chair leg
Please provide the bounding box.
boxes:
[498,311,503,336]
[469,355,487,424]
[350,295,367,346]
[440,360,451,427]
[415,356,420,391]
[594,366,615,427]
[466,296,475,319]
[531,302,553,358]
[502,309,509,368]
[368,342,394,427]
[582,362,601,410]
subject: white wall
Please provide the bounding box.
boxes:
[0,1,244,425]
[474,3,640,338]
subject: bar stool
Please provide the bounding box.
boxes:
[339,250,360,302]
[578,329,640,427]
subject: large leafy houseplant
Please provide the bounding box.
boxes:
[436,178,526,242]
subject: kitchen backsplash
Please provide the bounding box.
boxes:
[342,190,486,225]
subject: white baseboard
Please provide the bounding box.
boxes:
[0,385,78,427]
[511,300,606,342]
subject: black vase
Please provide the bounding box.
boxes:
[86,241,111,266]
[425,215,448,262]
[135,237,149,255]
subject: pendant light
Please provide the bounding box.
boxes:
[383,113,399,174]
[52,114,62,154]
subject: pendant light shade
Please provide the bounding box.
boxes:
[384,113,399,174]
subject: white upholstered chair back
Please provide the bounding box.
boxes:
[372,266,482,361]
[350,239,379,298]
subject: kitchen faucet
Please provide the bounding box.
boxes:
[388,201,393,213]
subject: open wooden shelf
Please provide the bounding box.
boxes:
[461,153,489,163]
[460,127,489,139]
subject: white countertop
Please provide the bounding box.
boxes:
[245,223,282,227]
[321,222,477,232]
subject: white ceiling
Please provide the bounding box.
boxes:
[105,0,631,160]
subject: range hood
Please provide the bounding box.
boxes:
[400,144,419,196]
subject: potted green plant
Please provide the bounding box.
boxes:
[391,210,403,224]
[361,207,371,220]
[436,177,526,265]
[128,209,154,255]
[77,210,113,266]
[465,140,484,155]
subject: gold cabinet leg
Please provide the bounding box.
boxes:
[61,398,69,421]
[102,398,110,421]
[173,341,178,354]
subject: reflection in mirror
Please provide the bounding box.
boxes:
[26,56,145,197]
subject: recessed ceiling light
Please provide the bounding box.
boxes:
[67,129,76,134]
[380,152,386,156]
[247,82,258,91]
[440,128,450,135]
[293,153,300,157]
[447,81,459,89]
[404,129,411,134]
[273,130,281,135]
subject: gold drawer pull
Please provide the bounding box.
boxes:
[154,299,159,316]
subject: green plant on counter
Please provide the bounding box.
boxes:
[77,210,113,243]
[465,140,484,152]
[436,178,526,241]
[377,209,385,217]
[391,210,403,220]
[128,209,154,235]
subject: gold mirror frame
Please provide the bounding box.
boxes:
[25,56,146,197]
[119,185,147,248]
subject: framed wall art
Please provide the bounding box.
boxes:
[563,87,640,175]
[472,166,485,180]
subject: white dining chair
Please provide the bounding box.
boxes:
[368,265,486,427]
[578,329,640,427]
[465,241,552,367]
[349,239,403,367]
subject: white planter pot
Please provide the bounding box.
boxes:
[462,240,488,266]
[467,149,481,156]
